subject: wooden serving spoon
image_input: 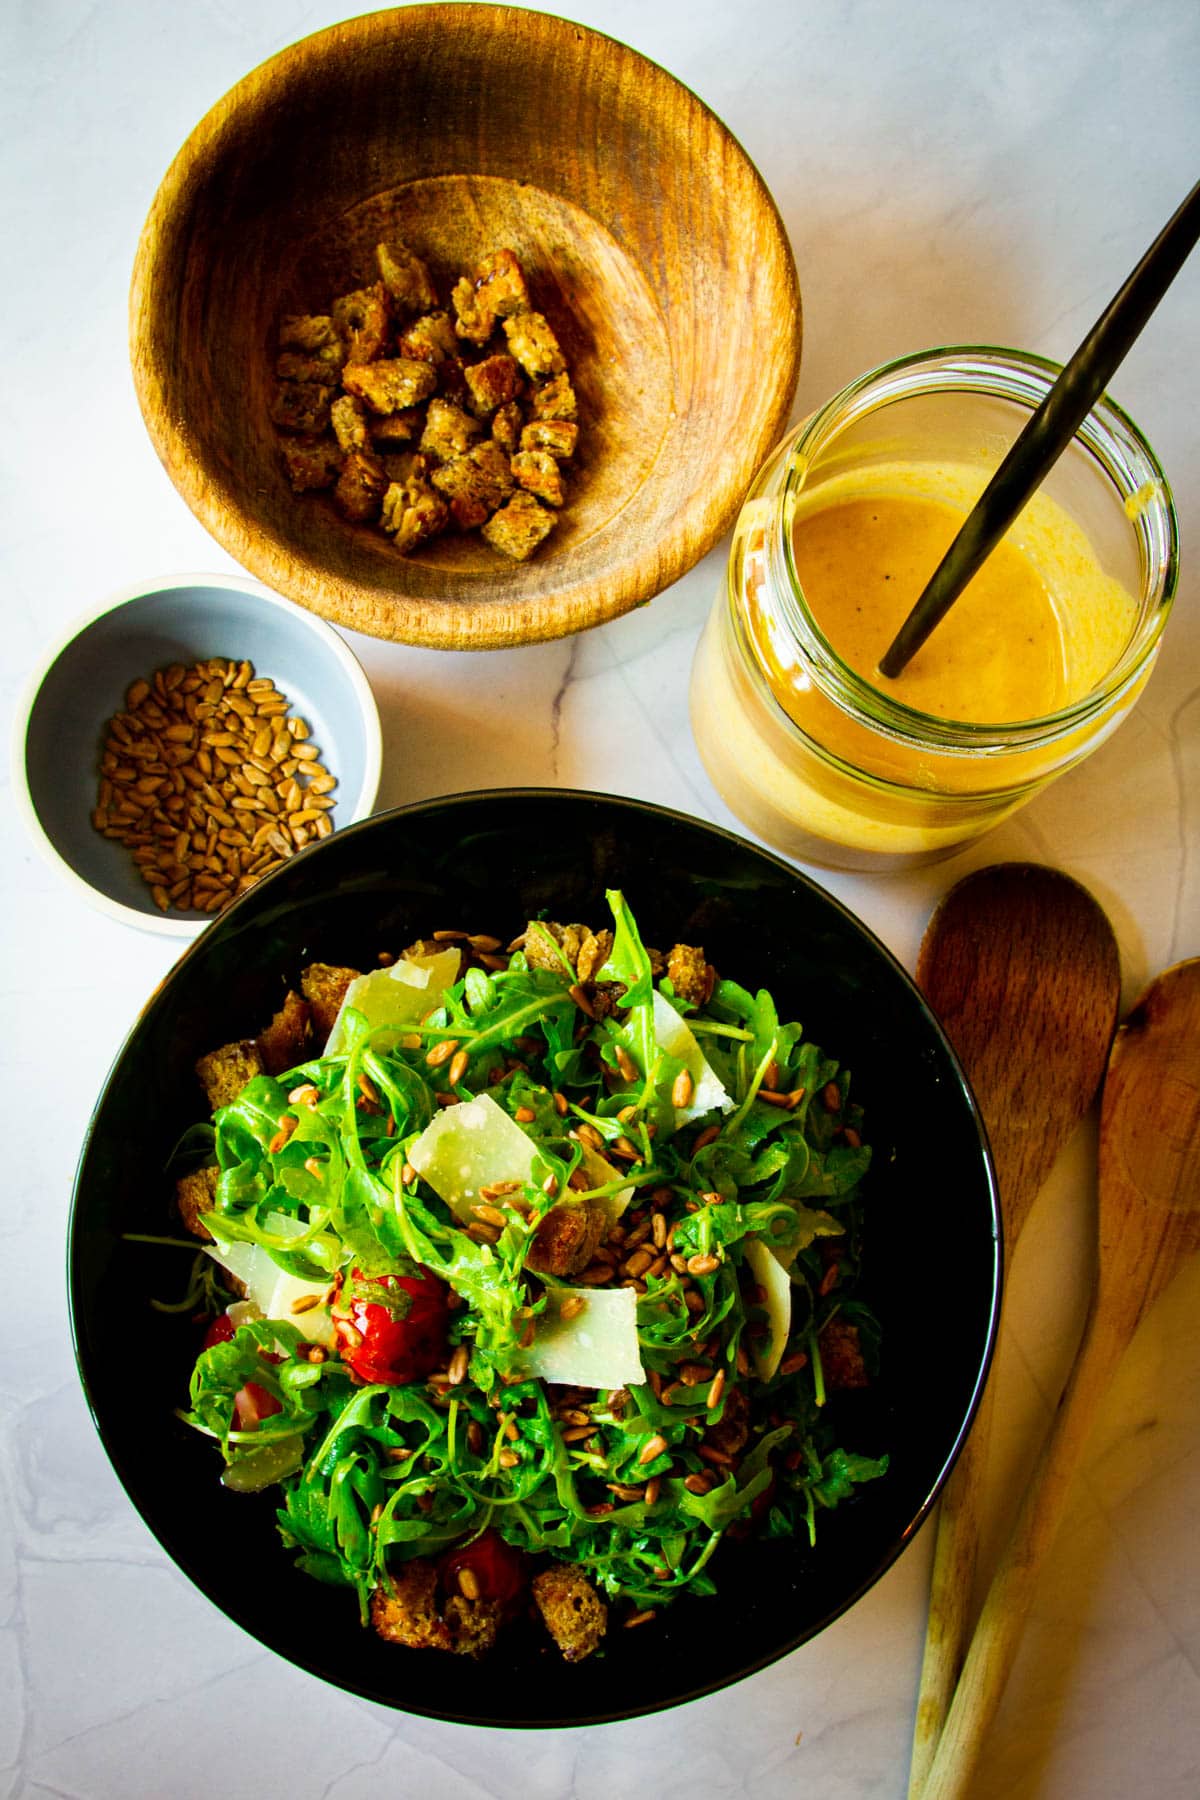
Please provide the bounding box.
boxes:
[921,956,1200,1800]
[907,863,1120,1797]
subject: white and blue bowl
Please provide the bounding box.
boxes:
[15,572,382,936]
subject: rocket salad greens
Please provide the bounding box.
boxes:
[175,890,886,1659]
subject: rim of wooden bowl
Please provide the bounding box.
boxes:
[129,5,802,650]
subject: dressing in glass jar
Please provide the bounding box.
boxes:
[689,348,1177,871]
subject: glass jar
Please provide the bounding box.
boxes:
[689,347,1178,871]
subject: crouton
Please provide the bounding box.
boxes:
[437,357,472,404]
[526,1201,607,1278]
[666,943,709,1006]
[330,394,371,453]
[502,311,565,379]
[333,449,388,523]
[375,241,438,316]
[531,1565,607,1662]
[528,372,577,422]
[275,349,344,385]
[583,982,625,1023]
[176,1164,219,1240]
[195,1038,263,1111]
[520,419,578,460]
[510,449,565,508]
[278,314,341,354]
[369,407,424,447]
[523,919,586,973]
[523,920,615,988]
[481,491,555,561]
[370,1562,454,1652]
[300,963,362,1040]
[430,440,514,519]
[445,492,489,532]
[473,247,530,320]
[342,358,438,415]
[817,1317,869,1390]
[331,283,391,364]
[256,990,311,1075]
[442,1592,504,1659]
[491,401,524,456]
[370,1561,506,1658]
[380,450,431,487]
[419,397,482,464]
[279,437,342,493]
[450,275,494,346]
[396,310,458,365]
[269,381,335,436]
[449,249,530,347]
[464,354,522,417]
[380,471,449,554]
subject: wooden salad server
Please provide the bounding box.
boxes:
[920,956,1200,1800]
[907,863,1120,1796]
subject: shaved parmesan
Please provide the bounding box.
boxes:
[650,990,733,1125]
[206,1213,334,1346]
[521,1285,645,1389]
[407,1091,633,1223]
[575,1143,634,1224]
[324,948,461,1056]
[768,1205,844,1269]
[743,1239,792,1380]
[408,1092,545,1222]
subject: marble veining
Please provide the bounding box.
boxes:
[2,1,1198,1795]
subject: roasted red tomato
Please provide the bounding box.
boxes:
[336,1268,449,1385]
[439,1528,526,1614]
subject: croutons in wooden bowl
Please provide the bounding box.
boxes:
[129,6,801,649]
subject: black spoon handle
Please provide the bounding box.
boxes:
[878,176,1200,682]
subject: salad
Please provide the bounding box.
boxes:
[170,891,886,1662]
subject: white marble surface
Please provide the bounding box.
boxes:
[3,2,1199,1795]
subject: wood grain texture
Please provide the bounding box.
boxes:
[129,6,802,649]
[908,863,1120,1797]
[921,957,1200,1800]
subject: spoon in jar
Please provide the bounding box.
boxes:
[907,863,1120,1797]
[920,955,1200,1800]
[878,175,1200,680]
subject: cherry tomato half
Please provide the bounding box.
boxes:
[233,1380,283,1430]
[202,1312,236,1351]
[439,1528,526,1614]
[336,1267,449,1385]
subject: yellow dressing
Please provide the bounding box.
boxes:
[780,460,1136,726]
[794,494,1066,722]
[692,457,1147,862]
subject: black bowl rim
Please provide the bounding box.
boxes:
[67,786,1002,1726]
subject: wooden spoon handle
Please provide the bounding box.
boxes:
[906,1378,998,1797]
[918,1300,1123,1800]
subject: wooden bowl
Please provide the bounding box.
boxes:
[130,6,801,649]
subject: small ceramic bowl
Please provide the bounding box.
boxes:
[129,5,802,649]
[15,573,381,937]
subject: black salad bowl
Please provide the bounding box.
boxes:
[69,789,1001,1726]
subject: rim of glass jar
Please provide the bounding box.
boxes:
[769,346,1179,752]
